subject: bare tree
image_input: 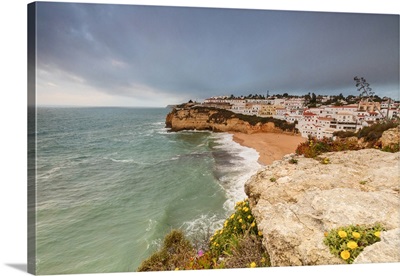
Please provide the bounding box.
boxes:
[354,76,387,121]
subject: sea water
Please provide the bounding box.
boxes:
[34,107,261,274]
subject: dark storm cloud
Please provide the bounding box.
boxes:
[36,2,399,102]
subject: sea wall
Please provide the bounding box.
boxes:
[244,149,400,266]
[165,105,296,134]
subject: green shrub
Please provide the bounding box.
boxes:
[296,137,359,158]
[289,158,298,164]
[357,121,399,143]
[209,199,269,268]
[138,198,270,271]
[137,230,195,271]
[323,224,384,264]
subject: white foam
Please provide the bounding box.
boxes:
[211,132,262,211]
[181,214,225,238]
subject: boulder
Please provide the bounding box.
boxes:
[379,126,400,148]
[245,149,400,266]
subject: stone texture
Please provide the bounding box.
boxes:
[354,228,400,264]
[244,149,400,266]
[379,126,400,148]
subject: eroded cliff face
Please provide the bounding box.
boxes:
[165,106,289,134]
[245,149,400,266]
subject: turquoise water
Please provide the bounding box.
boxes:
[35,107,260,274]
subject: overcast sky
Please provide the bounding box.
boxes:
[34,2,399,107]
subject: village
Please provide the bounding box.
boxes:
[199,93,399,139]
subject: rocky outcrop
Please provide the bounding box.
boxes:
[354,228,400,264]
[165,106,295,134]
[244,149,400,266]
[379,126,400,148]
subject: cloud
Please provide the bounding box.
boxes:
[35,3,399,106]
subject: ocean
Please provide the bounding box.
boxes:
[34,107,261,274]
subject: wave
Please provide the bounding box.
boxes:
[211,133,261,211]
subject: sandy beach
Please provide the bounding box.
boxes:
[231,132,306,165]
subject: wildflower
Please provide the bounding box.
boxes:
[239,218,243,223]
[234,226,237,230]
[210,236,214,241]
[251,222,256,228]
[338,230,347,238]
[197,250,204,257]
[340,250,350,260]
[230,214,235,219]
[247,215,252,219]
[220,230,223,234]
[175,267,180,271]
[224,221,228,227]
[347,241,358,249]
[324,232,329,237]
[258,231,263,236]
[374,231,381,238]
[242,225,247,230]
[250,262,257,268]
[243,207,249,212]
[352,232,360,239]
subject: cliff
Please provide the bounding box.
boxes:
[165,105,297,134]
[244,149,400,266]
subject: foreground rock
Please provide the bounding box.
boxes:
[244,149,400,266]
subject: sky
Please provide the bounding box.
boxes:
[33,2,399,107]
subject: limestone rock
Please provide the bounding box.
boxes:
[245,149,400,266]
[354,228,400,264]
[165,106,294,134]
[379,126,400,148]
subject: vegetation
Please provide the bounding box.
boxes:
[324,224,384,264]
[288,158,298,164]
[296,120,399,158]
[137,198,269,271]
[295,137,359,158]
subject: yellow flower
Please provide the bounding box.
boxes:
[175,267,180,271]
[340,250,350,260]
[234,226,237,230]
[243,207,249,212]
[248,215,252,219]
[352,232,360,239]
[230,214,235,219]
[374,231,380,238]
[258,231,263,236]
[251,222,256,228]
[239,218,243,223]
[220,230,223,234]
[238,207,242,211]
[210,236,214,241]
[338,230,347,238]
[324,232,328,237]
[250,262,257,268]
[242,225,247,230]
[224,221,228,227]
[347,241,358,249]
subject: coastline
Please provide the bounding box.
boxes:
[231,132,306,165]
